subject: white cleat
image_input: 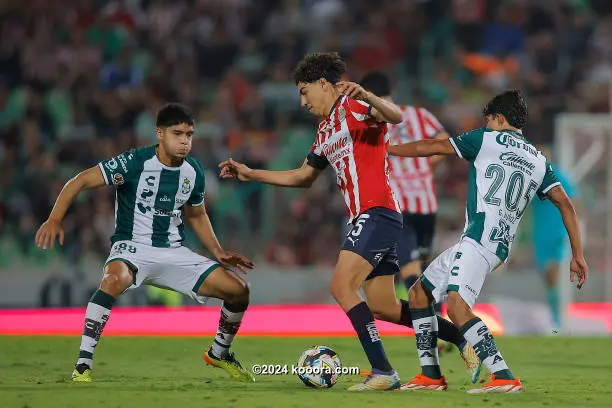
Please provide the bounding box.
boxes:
[460,342,482,383]
[348,370,400,391]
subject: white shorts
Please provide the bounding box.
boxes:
[105,240,220,304]
[421,237,502,308]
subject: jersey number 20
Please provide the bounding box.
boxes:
[483,164,538,218]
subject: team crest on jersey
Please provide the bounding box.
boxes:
[181,178,191,194]
[337,106,346,121]
[112,173,124,185]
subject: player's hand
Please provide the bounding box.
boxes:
[35,218,65,250]
[337,81,370,102]
[213,248,254,274]
[570,255,588,289]
[219,158,253,181]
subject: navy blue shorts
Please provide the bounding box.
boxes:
[397,212,436,266]
[341,207,402,280]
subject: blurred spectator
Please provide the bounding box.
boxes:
[0,0,609,278]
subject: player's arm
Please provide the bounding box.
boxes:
[337,81,402,124]
[35,166,106,250]
[388,138,456,158]
[547,185,588,288]
[184,203,254,273]
[219,158,323,188]
[429,131,451,167]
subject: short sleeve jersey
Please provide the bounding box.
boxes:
[306,95,400,222]
[98,145,206,248]
[449,128,560,261]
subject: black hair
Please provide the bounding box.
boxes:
[293,52,346,85]
[156,103,194,128]
[483,90,528,129]
[359,71,391,97]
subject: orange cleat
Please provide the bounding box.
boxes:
[467,374,523,394]
[399,373,448,391]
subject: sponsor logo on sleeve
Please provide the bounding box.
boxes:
[105,157,118,170]
[118,154,129,172]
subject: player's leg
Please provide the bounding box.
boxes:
[429,250,451,353]
[72,259,135,382]
[364,273,469,351]
[145,246,255,383]
[400,244,465,390]
[445,240,522,393]
[398,212,421,292]
[199,268,255,382]
[448,292,521,393]
[331,250,400,391]
[332,209,402,391]
[415,213,451,351]
[401,277,447,390]
[361,271,479,384]
[196,267,251,365]
[396,213,461,353]
[415,213,436,273]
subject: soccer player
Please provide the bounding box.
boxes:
[388,90,588,393]
[35,104,256,383]
[219,52,479,391]
[531,145,578,329]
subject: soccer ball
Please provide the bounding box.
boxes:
[296,345,341,388]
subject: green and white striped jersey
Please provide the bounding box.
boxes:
[449,128,560,262]
[98,145,206,248]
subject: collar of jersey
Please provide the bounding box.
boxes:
[486,127,525,139]
[328,95,343,117]
[506,129,525,139]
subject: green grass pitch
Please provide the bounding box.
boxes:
[1,336,610,408]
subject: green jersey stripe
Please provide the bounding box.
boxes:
[112,153,149,244]
[464,162,485,244]
[151,169,181,247]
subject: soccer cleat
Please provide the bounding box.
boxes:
[348,369,400,391]
[399,373,448,391]
[204,347,255,383]
[459,342,482,383]
[71,363,92,382]
[467,374,523,394]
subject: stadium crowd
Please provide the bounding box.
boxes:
[1,0,611,272]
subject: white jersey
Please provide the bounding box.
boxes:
[449,128,560,262]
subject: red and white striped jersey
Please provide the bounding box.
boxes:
[307,95,400,223]
[386,105,445,214]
